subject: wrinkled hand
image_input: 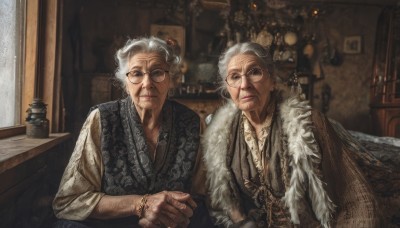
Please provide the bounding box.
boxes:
[138,191,197,228]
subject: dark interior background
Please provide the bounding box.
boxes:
[60,0,399,137]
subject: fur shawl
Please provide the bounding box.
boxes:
[202,92,335,227]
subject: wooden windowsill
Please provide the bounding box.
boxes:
[0,133,71,174]
[0,126,26,139]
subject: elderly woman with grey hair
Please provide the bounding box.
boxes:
[202,42,382,227]
[53,36,211,228]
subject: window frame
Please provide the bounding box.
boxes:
[0,0,63,139]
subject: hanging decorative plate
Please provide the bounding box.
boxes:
[284,31,298,46]
[256,29,274,47]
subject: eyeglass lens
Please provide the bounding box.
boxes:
[226,67,264,87]
[127,69,166,83]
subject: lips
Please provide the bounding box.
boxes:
[240,94,255,100]
[139,94,157,101]
[140,94,156,97]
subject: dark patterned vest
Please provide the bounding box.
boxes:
[95,98,200,196]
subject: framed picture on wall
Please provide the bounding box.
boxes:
[343,36,362,54]
[150,25,185,56]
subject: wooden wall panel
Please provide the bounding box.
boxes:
[41,0,63,133]
[22,0,40,124]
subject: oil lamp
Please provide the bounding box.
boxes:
[26,98,49,138]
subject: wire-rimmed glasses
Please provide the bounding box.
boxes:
[125,69,169,84]
[225,67,266,88]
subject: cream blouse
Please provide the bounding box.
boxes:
[53,109,104,220]
[242,109,274,174]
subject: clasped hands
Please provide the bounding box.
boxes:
[138,191,197,228]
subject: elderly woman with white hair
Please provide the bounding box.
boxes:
[53,37,212,228]
[202,42,382,227]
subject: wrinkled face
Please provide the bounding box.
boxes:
[126,52,170,111]
[226,53,275,113]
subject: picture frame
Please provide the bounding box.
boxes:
[343,36,362,54]
[150,24,185,56]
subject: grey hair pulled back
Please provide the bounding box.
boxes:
[114,36,181,91]
[218,42,274,94]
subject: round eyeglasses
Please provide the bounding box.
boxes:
[225,67,266,88]
[125,69,169,84]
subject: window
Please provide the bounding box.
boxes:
[0,0,62,139]
[0,0,25,128]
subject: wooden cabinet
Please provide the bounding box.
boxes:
[370,7,400,138]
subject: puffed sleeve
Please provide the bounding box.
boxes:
[52,109,105,220]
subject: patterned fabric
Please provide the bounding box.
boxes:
[329,120,400,227]
[242,99,275,172]
[96,97,200,195]
[311,111,383,227]
[240,100,292,227]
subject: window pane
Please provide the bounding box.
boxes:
[0,0,25,128]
